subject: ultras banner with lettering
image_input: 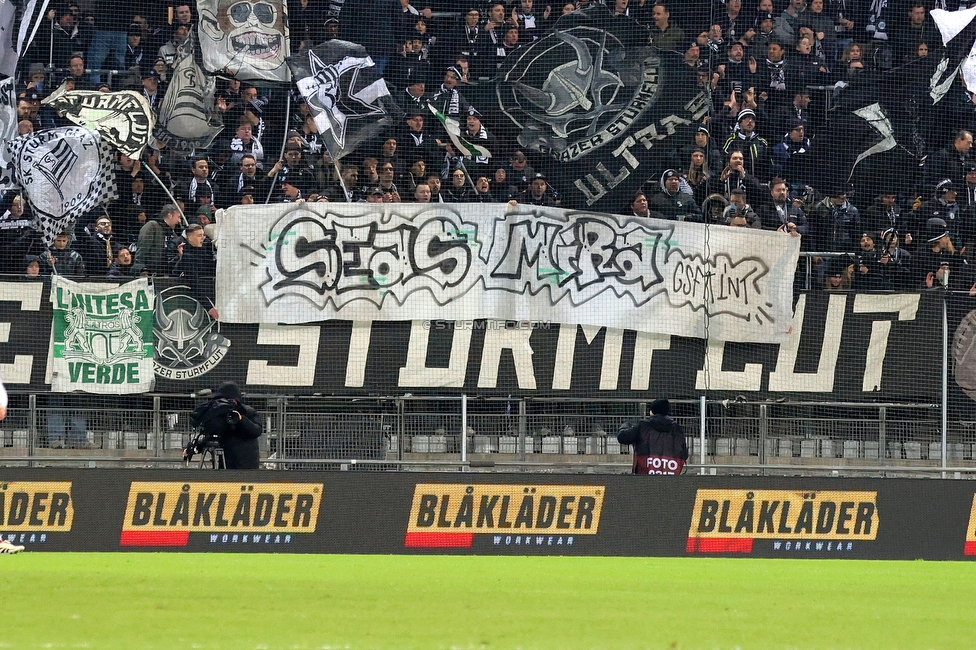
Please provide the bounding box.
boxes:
[50,277,155,393]
[0,282,949,400]
[214,203,801,343]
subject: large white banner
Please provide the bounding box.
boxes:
[215,204,800,342]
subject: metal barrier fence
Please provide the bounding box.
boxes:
[0,394,971,477]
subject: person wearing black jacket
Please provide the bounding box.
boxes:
[617,398,689,475]
[189,382,263,469]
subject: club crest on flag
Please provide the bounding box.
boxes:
[288,40,401,159]
[154,31,224,155]
[42,84,156,158]
[494,5,703,211]
[6,126,118,245]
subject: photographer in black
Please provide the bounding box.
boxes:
[617,398,689,475]
[187,382,263,469]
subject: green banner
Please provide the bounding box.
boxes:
[51,277,155,393]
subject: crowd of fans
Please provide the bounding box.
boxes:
[4,0,976,296]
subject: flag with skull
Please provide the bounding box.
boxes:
[198,0,290,81]
[287,40,401,160]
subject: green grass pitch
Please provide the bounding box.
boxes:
[1,554,974,649]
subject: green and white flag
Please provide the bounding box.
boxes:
[428,103,491,159]
[51,276,155,393]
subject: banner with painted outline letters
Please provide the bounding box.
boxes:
[214,203,801,343]
[0,280,950,399]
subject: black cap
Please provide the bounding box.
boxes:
[468,106,482,118]
[662,169,679,181]
[368,186,384,197]
[142,68,159,80]
[826,256,849,276]
[650,398,670,416]
[128,23,142,37]
[936,178,954,195]
[531,172,547,182]
[965,161,976,173]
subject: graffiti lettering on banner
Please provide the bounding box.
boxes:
[404,484,605,549]
[215,203,799,343]
[686,489,880,555]
[50,276,155,393]
[119,481,323,547]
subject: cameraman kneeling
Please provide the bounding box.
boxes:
[190,382,263,469]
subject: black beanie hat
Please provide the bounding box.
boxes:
[214,381,242,400]
[650,398,671,416]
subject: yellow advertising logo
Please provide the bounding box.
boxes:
[405,484,605,548]
[0,481,74,531]
[121,482,323,546]
[687,489,879,553]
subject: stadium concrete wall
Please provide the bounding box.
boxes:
[2,469,975,559]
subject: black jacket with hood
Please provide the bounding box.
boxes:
[190,381,262,469]
[617,399,689,474]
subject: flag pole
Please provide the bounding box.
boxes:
[265,92,293,204]
[143,162,188,227]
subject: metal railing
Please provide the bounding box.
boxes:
[2,393,974,477]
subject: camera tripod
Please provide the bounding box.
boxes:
[184,433,226,469]
[196,440,225,469]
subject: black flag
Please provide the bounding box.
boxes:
[287,40,401,160]
[494,4,704,212]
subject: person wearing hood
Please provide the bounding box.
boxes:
[616,398,688,475]
[878,228,914,291]
[22,255,43,281]
[40,231,86,277]
[723,108,770,180]
[188,381,263,469]
[648,170,702,222]
[862,190,914,246]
